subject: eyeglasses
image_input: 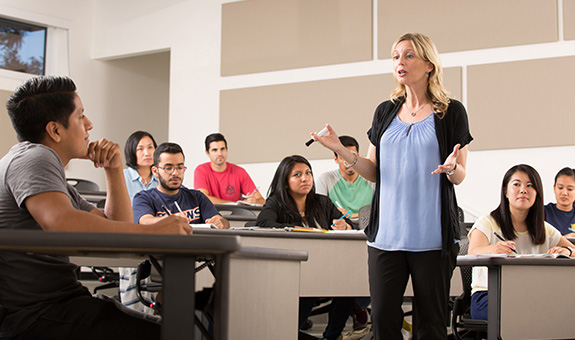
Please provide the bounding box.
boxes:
[157,165,187,173]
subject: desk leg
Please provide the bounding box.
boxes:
[214,254,230,340]
[487,266,500,340]
[162,255,196,340]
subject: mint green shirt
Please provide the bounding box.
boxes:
[316,169,374,215]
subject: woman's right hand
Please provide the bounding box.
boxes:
[493,240,516,254]
[311,124,343,153]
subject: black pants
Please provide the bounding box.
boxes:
[299,297,355,340]
[14,295,160,340]
[367,244,458,340]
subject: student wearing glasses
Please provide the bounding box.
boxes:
[133,142,229,229]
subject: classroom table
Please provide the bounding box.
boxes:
[457,255,575,340]
[194,228,463,297]
[0,229,242,340]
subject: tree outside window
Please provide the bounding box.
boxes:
[0,17,46,75]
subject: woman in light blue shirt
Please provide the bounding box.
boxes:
[123,131,159,203]
[121,131,159,313]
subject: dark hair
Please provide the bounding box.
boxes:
[204,133,227,152]
[334,135,359,157]
[124,131,158,169]
[554,167,575,185]
[153,142,184,166]
[490,164,545,245]
[6,76,77,143]
[267,155,329,227]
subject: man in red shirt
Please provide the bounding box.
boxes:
[194,133,265,205]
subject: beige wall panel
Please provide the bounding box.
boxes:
[221,0,372,76]
[220,67,461,164]
[0,90,18,157]
[467,57,575,151]
[565,0,575,40]
[378,0,557,57]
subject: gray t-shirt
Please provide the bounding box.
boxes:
[0,142,94,335]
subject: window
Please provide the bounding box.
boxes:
[0,17,46,75]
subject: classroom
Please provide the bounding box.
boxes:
[0,0,574,339]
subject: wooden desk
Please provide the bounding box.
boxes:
[457,255,575,340]
[0,230,240,340]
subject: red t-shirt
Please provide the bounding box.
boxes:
[193,162,257,202]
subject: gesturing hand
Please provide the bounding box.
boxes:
[432,144,460,175]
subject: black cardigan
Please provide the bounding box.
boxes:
[256,194,353,229]
[365,97,473,255]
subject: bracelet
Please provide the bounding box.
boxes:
[446,163,458,176]
[561,246,573,256]
[344,150,359,169]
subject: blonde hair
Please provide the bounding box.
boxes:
[390,33,450,117]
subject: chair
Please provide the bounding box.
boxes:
[215,205,256,217]
[358,204,371,230]
[66,178,99,193]
[451,239,487,340]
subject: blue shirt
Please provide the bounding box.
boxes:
[132,186,220,224]
[124,167,159,203]
[369,113,442,251]
[545,203,575,235]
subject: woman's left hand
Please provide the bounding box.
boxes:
[548,246,571,256]
[432,144,460,175]
[331,218,348,230]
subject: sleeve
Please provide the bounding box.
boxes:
[468,215,496,246]
[132,191,155,223]
[449,100,474,148]
[193,164,210,191]
[238,167,257,195]
[197,191,220,220]
[7,147,68,208]
[315,172,330,196]
[256,197,297,228]
[67,185,96,212]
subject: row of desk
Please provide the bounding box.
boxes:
[0,227,574,340]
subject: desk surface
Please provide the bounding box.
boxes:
[0,229,241,258]
[196,228,367,240]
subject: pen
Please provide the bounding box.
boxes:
[331,210,351,227]
[335,201,343,209]
[161,205,171,216]
[568,227,575,233]
[493,231,517,254]
[174,201,184,214]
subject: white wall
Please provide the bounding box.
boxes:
[1,0,573,220]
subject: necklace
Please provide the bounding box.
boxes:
[407,102,428,117]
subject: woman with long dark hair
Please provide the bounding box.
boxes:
[256,155,353,340]
[468,164,574,320]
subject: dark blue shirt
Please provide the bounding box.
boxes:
[133,186,220,224]
[544,203,575,235]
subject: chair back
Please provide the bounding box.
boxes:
[358,205,371,230]
[66,178,99,193]
[458,239,473,306]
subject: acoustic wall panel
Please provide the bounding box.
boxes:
[467,56,575,151]
[220,68,461,163]
[221,0,372,76]
[565,0,575,41]
[378,0,557,58]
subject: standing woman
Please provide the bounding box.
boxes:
[314,33,472,339]
[124,131,158,203]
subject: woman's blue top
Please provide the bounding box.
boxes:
[368,113,442,251]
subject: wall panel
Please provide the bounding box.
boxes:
[378,0,557,58]
[565,0,575,41]
[467,56,575,151]
[221,68,461,163]
[221,0,372,76]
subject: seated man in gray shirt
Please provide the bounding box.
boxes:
[0,76,191,339]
